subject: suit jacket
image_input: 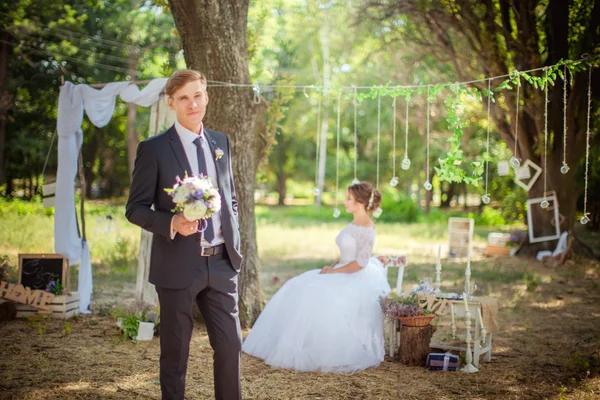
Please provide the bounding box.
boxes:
[126,125,242,289]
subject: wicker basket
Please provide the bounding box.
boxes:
[398,314,436,327]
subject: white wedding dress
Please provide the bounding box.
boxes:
[242,223,391,373]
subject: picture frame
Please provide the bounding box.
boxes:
[526,195,561,243]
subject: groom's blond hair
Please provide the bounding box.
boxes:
[165,69,208,97]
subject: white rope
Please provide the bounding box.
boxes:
[392,96,397,178]
[335,92,342,209]
[376,90,381,188]
[561,64,570,174]
[202,57,595,90]
[562,64,568,166]
[404,97,409,161]
[484,79,491,201]
[425,87,431,186]
[542,68,549,206]
[582,66,592,223]
[353,87,358,181]
[314,91,322,192]
[513,73,521,165]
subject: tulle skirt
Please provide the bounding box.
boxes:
[242,258,391,373]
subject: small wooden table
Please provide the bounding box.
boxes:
[429,296,496,367]
[376,255,408,357]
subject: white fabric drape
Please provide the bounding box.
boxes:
[55,78,168,313]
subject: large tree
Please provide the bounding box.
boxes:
[168,0,266,326]
[362,0,600,243]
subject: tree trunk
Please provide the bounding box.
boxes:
[0,32,10,187]
[4,172,13,196]
[277,172,286,206]
[274,137,287,206]
[169,0,266,327]
[83,127,101,198]
[441,182,456,208]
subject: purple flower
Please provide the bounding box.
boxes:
[46,280,56,292]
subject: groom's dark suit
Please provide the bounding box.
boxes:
[126,125,243,400]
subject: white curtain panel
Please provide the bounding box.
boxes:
[55,78,168,313]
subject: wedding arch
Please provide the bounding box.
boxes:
[55,78,170,313]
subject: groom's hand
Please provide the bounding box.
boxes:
[173,215,199,237]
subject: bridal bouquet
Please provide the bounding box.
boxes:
[164,173,221,222]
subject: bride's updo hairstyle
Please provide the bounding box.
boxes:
[348,182,382,214]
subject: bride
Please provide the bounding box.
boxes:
[242,182,391,373]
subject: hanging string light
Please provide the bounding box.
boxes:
[560,64,570,174]
[372,90,383,218]
[581,66,592,225]
[401,96,411,170]
[509,72,522,170]
[333,91,342,218]
[541,68,550,209]
[424,87,433,191]
[313,90,322,196]
[352,87,359,185]
[481,79,492,205]
[390,96,399,187]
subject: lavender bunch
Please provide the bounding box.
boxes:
[379,295,427,318]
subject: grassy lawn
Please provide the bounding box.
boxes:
[1,199,599,399]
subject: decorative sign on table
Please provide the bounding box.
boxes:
[18,253,69,292]
[416,293,450,316]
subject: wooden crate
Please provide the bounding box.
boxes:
[15,292,79,319]
[486,245,510,256]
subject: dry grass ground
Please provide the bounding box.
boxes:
[1,203,599,399]
[1,253,599,400]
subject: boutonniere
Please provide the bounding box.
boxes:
[215,147,224,161]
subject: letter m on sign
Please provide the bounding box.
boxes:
[22,287,42,307]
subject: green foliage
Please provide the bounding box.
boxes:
[0,255,9,282]
[376,189,419,223]
[46,280,63,295]
[0,197,49,216]
[468,207,507,227]
[523,272,540,292]
[111,300,155,341]
[435,85,484,186]
[26,316,49,337]
[104,236,138,275]
[61,321,73,336]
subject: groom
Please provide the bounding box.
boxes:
[126,69,243,400]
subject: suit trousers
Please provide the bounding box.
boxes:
[156,250,242,400]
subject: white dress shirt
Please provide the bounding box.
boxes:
[170,120,225,247]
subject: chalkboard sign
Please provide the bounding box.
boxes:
[18,254,69,291]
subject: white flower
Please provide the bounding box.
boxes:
[183,201,207,221]
[173,188,188,204]
[215,148,224,160]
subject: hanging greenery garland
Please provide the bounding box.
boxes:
[435,84,484,186]
[329,56,597,188]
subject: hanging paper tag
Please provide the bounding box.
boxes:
[497,161,509,176]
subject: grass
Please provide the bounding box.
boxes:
[2,198,600,399]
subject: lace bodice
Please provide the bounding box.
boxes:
[335,223,375,268]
